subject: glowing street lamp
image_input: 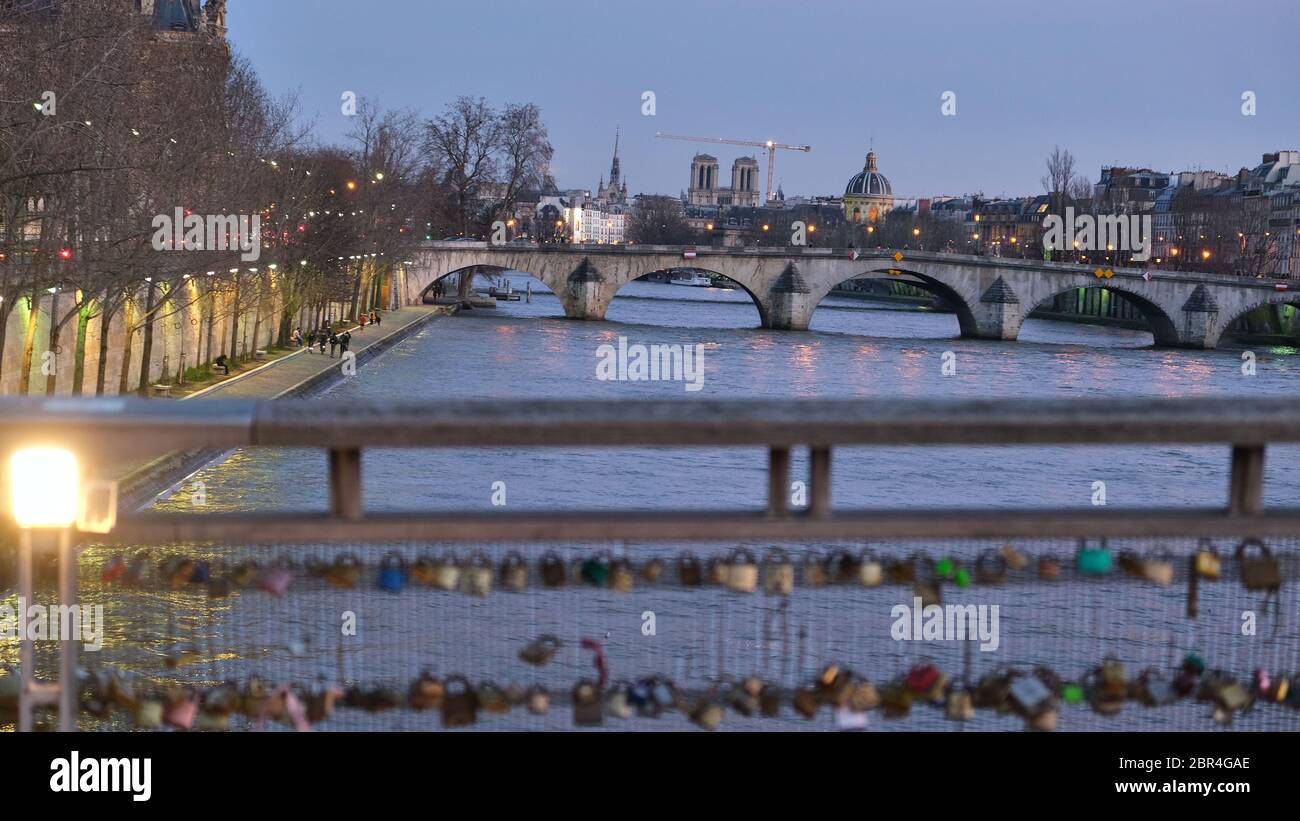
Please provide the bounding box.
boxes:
[10,447,79,529]
[1201,250,1211,261]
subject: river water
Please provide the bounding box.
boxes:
[60,276,1300,731]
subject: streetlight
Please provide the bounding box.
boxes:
[10,446,80,732]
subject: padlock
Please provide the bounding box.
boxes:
[1086,662,1126,715]
[242,676,285,720]
[500,551,528,592]
[859,550,883,587]
[706,555,728,586]
[1194,538,1221,579]
[606,683,633,719]
[802,549,830,588]
[477,681,510,714]
[376,552,406,593]
[879,680,913,718]
[831,548,862,583]
[326,553,362,589]
[411,554,439,586]
[229,560,259,588]
[441,674,478,728]
[628,679,658,718]
[1077,539,1112,575]
[913,579,942,607]
[792,687,820,719]
[408,672,445,711]
[1219,680,1251,712]
[945,686,974,721]
[1117,550,1144,577]
[759,683,782,717]
[459,551,493,596]
[974,668,1014,711]
[432,551,461,591]
[580,552,610,587]
[730,677,763,716]
[1009,675,1051,715]
[689,693,725,731]
[848,679,880,712]
[198,686,234,731]
[503,682,527,707]
[640,558,664,583]
[101,671,137,709]
[975,549,1008,585]
[1141,549,1175,586]
[905,662,941,696]
[885,554,915,584]
[161,555,194,589]
[539,550,566,588]
[519,635,562,666]
[817,664,854,707]
[207,573,230,598]
[610,556,635,593]
[163,689,199,730]
[1027,706,1058,732]
[189,560,211,585]
[573,680,604,726]
[1236,537,1282,591]
[1037,554,1061,581]
[135,697,164,729]
[650,677,683,714]
[676,551,703,587]
[101,554,126,584]
[256,563,293,596]
[123,552,149,586]
[725,547,758,593]
[1000,543,1028,571]
[762,547,795,595]
[307,685,341,723]
[526,685,550,715]
[1196,669,1233,704]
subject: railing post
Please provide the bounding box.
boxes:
[767,447,790,517]
[809,446,832,518]
[330,448,363,520]
[57,527,77,731]
[17,529,34,733]
[1228,444,1265,516]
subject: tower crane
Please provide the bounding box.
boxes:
[656,132,811,204]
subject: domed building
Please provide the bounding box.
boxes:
[843,149,893,225]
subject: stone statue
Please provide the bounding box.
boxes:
[204,0,227,33]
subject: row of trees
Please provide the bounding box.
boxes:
[0,2,557,394]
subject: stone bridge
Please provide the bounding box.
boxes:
[405,242,1298,349]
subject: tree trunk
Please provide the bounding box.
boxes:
[117,300,136,395]
[136,279,158,394]
[95,301,117,396]
[18,291,41,395]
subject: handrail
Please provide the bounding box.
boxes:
[0,396,1295,543]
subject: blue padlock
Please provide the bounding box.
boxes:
[189,560,211,584]
[377,552,406,592]
[1077,538,1112,575]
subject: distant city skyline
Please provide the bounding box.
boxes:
[230,0,1299,199]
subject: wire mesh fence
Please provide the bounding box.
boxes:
[4,535,1297,731]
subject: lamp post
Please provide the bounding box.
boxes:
[10,446,80,732]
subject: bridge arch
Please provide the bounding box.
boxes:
[608,267,770,327]
[415,264,509,301]
[1020,283,1181,347]
[1206,293,1300,349]
[809,266,981,337]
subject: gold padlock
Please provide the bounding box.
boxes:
[432,551,460,591]
[1000,543,1028,571]
[725,548,758,593]
[518,635,562,666]
[1194,538,1221,579]
[409,672,445,710]
[1027,706,1058,731]
[689,692,725,731]
[859,550,883,587]
[526,685,550,715]
[945,686,974,721]
[499,551,528,592]
[640,558,664,584]
[459,551,493,597]
[792,687,820,719]
[1142,549,1175,586]
[802,550,830,588]
[848,679,880,712]
[610,556,635,593]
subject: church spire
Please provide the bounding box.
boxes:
[608,127,621,188]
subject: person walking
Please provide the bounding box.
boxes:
[328,332,339,358]
[305,329,315,352]
[291,327,302,347]
[358,313,367,330]
[370,310,380,326]
[340,330,352,356]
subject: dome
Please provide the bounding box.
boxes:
[845,150,891,197]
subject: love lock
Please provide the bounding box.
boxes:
[610,556,635,593]
[759,683,782,717]
[526,685,550,715]
[433,551,461,591]
[198,684,235,731]
[572,680,604,727]
[408,672,445,711]
[411,554,439,586]
[1194,538,1222,580]
[817,664,854,707]
[580,552,610,587]
[518,635,562,666]
[606,682,633,719]
[229,560,259,588]
[441,674,478,728]
[945,685,974,721]
[539,551,567,587]
[975,549,1008,585]
[676,551,703,587]
[848,678,880,712]
[459,551,493,597]
[1037,554,1062,581]
[1000,543,1028,571]
[689,689,725,731]
[326,553,362,589]
[1134,667,1177,707]
[188,560,211,585]
[640,558,664,584]
[1077,538,1113,576]
[859,549,883,587]
[135,694,164,729]
[885,554,915,585]
[831,548,861,584]
[762,547,794,595]
[725,548,758,593]
[1008,674,1052,716]
[500,551,528,592]
[802,549,830,588]
[792,686,820,719]
[1236,537,1282,591]
[376,552,406,593]
[477,681,510,714]
[1141,549,1175,587]
[163,688,199,730]
[307,685,342,723]
[256,561,293,596]
[730,676,763,716]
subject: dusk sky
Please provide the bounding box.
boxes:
[230,0,1299,200]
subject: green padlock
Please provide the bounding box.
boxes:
[1076,538,1112,575]
[935,557,954,579]
[1062,683,1084,705]
[954,568,971,588]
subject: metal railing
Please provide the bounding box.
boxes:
[1,395,1298,546]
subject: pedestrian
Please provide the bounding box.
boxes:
[214,354,230,375]
[358,313,367,330]
[291,327,301,347]
[305,329,315,351]
[328,332,339,358]
[318,331,327,355]
[340,330,352,355]
[371,310,380,326]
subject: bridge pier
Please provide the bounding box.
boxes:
[562,257,612,321]
[1177,285,1219,349]
[765,262,813,330]
[969,276,1023,341]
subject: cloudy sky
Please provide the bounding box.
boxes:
[230,0,1299,200]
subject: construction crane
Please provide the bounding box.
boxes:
[656,132,811,204]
